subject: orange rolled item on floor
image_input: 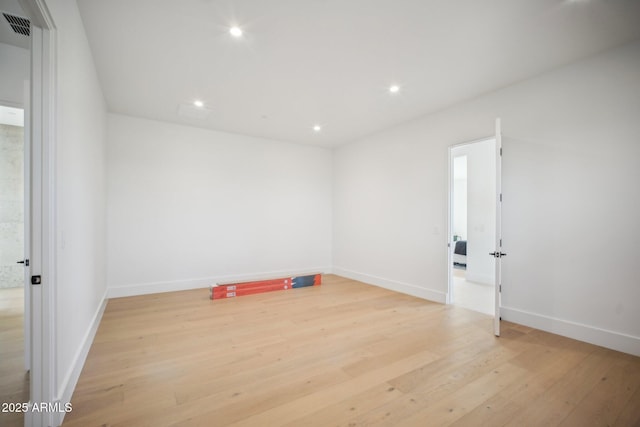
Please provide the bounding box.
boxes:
[210,274,321,300]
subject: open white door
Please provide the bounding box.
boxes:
[21,0,58,424]
[23,80,31,371]
[493,118,504,336]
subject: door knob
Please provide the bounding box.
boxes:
[17,259,29,266]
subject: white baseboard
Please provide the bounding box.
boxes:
[501,306,640,357]
[107,267,332,299]
[55,288,108,426]
[332,266,447,304]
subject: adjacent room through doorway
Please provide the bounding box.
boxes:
[449,137,496,315]
[0,105,28,427]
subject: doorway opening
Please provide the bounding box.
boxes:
[448,137,496,315]
[0,104,28,426]
[1,0,39,424]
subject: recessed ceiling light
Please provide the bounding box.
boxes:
[389,85,400,94]
[313,125,322,132]
[229,26,243,37]
[193,100,204,108]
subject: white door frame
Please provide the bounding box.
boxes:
[446,124,502,335]
[24,80,32,371]
[493,118,503,337]
[20,0,57,425]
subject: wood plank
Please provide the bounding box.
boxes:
[281,382,404,427]
[613,386,640,427]
[226,349,442,427]
[393,362,529,427]
[560,353,640,426]
[449,334,595,426]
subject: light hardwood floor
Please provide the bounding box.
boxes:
[0,287,29,427]
[63,275,640,426]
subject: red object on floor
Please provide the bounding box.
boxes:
[211,281,290,299]
[210,274,321,300]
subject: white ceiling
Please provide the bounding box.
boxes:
[76,0,640,147]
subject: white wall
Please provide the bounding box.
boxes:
[0,42,29,107]
[452,155,466,240]
[45,0,108,411]
[107,114,332,296]
[333,128,448,302]
[333,40,640,355]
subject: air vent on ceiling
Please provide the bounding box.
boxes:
[3,12,30,37]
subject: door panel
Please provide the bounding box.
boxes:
[494,118,503,336]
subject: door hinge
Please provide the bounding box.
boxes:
[500,147,502,156]
[500,238,502,246]
[500,193,502,202]
[499,285,502,292]
[31,275,42,285]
